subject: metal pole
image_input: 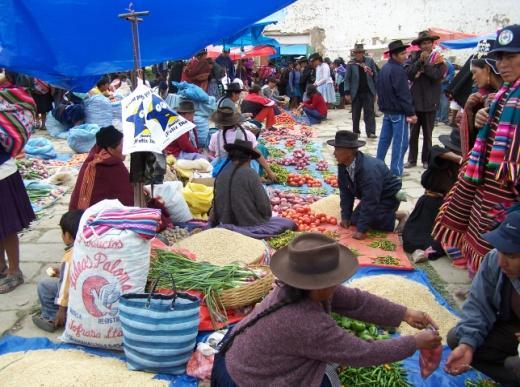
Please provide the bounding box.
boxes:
[119,8,149,207]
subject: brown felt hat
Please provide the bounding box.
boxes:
[270,233,358,290]
[210,107,242,127]
[412,30,440,46]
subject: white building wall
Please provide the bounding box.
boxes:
[267,0,518,60]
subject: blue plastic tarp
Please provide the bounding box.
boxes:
[0,0,295,91]
[218,21,280,50]
[440,32,496,49]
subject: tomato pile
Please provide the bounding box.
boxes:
[284,139,296,148]
[281,206,338,232]
[287,173,323,187]
[324,175,339,188]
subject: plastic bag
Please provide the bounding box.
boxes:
[183,182,214,217]
[186,343,216,380]
[67,123,100,153]
[45,113,70,138]
[420,327,443,379]
[24,137,57,159]
[84,94,113,127]
[146,181,192,223]
[173,81,209,103]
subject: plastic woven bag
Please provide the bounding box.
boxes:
[67,123,100,153]
[24,137,57,159]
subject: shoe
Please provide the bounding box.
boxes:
[32,314,57,333]
[423,162,428,169]
[367,134,378,139]
[404,162,416,169]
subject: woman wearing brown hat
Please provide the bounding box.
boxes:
[211,233,442,386]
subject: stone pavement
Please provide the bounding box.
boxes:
[0,109,470,340]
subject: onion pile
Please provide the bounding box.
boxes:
[269,190,320,213]
[316,160,329,171]
[275,150,311,170]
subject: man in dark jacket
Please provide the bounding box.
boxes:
[327,131,406,240]
[299,57,315,97]
[215,49,235,83]
[445,211,520,386]
[344,44,378,138]
[405,31,447,169]
[376,40,418,177]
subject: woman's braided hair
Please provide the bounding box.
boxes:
[218,282,307,354]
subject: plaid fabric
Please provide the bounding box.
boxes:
[464,78,520,184]
[0,82,36,157]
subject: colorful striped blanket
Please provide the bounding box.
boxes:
[83,208,162,240]
[0,82,36,157]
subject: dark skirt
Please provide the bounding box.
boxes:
[31,92,54,114]
[0,171,36,240]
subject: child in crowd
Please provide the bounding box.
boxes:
[32,210,84,332]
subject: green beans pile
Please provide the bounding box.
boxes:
[465,378,499,386]
[371,255,401,266]
[368,239,396,251]
[265,146,286,158]
[367,230,388,239]
[269,230,299,250]
[269,164,289,184]
[308,187,327,196]
[338,363,411,387]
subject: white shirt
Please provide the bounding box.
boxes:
[315,63,333,87]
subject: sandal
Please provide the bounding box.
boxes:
[32,314,57,333]
[0,273,24,294]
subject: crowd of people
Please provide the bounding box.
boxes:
[0,21,519,386]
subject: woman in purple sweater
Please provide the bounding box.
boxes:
[211,233,442,386]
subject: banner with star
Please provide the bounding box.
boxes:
[121,84,195,154]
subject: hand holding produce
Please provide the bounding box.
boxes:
[445,344,474,376]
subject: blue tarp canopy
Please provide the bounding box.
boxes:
[0,0,295,91]
[217,21,280,50]
[440,32,496,49]
[280,44,309,56]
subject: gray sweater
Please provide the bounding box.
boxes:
[212,163,272,226]
[226,285,417,386]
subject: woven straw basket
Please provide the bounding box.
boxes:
[219,265,274,309]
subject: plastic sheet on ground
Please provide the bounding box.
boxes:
[346,267,494,386]
[0,335,197,387]
[24,180,68,214]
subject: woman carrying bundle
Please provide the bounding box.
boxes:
[209,139,295,239]
[211,233,442,386]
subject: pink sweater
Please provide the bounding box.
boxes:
[226,285,417,386]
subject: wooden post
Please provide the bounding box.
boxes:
[118,7,149,207]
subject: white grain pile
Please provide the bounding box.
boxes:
[175,228,265,265]
[0,349,167,386]
[347,274,459,343]
[310,195,342,220]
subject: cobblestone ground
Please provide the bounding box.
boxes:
[0,109,470,339]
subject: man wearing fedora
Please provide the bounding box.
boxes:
[344,44,378,138]
[445,211,520,386]
[328,131,407,240]
[164,100,203,160]
[376,40,417,177]
[405,31,447,169]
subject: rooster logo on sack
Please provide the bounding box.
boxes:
[82,276,121,317]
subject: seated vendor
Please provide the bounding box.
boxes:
[209,139,294,239]
[445,211,520,386]
[164,100,204,160]
[208,107,277,181]
[328,130,407,240]
[298,84,328,125]
[211,233,442,385]
[89,76,113,99]
[261,77,288,114]
[240,85,277,130]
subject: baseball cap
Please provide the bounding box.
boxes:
[490,25,520,54]
[483,211,520,254]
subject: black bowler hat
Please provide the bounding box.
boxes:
[326,130,366,149]
[439,128,462,155]
[412,30,440,46]
[223,139,260,159]
[226,83,244,93]
[385,40,410,55]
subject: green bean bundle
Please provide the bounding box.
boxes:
[368,239,397,251]
[338,363,411,387]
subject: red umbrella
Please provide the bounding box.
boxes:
[207,45,276,60]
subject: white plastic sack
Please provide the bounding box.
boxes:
[61,200,152,350]
[67,123,100,153]
[146,181,192,223]
[85,94,113,127]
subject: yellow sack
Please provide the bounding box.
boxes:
[183,182,214,216]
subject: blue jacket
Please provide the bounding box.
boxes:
[376,58,415,117]
[338,152,401,233]
[455,249,520,349]
[344,57,378,99]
